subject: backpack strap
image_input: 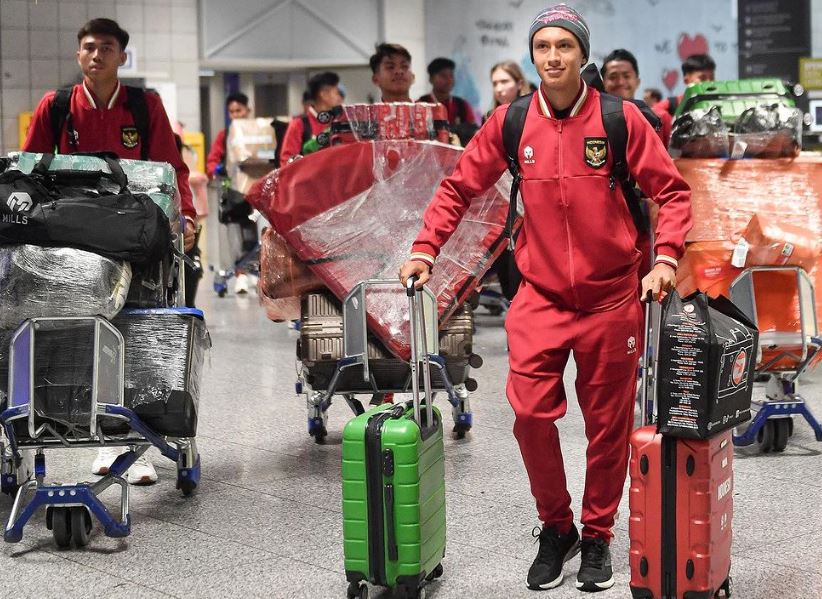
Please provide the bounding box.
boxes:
[501,92,533,250]
[124,86,150,160]
[455,97,468,124]
[599,93,649,234]
[301,114,312,145]
[667,95,679,117]
[49,87,79,151]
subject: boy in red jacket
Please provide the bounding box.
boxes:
[23,18,195,486]
[400,4,692,593]
[24,18,196,250]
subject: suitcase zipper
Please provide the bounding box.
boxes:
[382,447,398,561]
[661,436,678,598]
[365,411,392,586]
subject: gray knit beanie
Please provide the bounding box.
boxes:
[528,4,590,63]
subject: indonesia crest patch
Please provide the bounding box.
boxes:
[584,137,607,169]
[121,126,140,149]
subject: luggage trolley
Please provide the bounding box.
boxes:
[298,280,476,444]
[0,316,201,548]
[212,242,261,297]
[729,265,822,452]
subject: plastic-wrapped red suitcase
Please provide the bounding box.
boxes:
[246,137,514,360]
[628,298,733,599]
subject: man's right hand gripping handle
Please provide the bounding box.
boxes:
[399,260,431,290]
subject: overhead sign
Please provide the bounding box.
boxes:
[738,0,811,83]
[800,58,822,91]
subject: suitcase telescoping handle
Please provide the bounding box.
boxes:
[406,276,435,429]
[640,290,656,428]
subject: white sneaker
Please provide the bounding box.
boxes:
[248,273,259,292]
[92,446,123,475]
[234,273,249,294]
[126,454,158,486]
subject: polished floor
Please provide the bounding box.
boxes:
[1,279,822,599]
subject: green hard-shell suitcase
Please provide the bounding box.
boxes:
[675,78,796,122]
[342,278,447,599]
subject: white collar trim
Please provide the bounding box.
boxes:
[82,81,121,110]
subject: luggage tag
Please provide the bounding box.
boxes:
[730,139,748,160]
[731,238,749,267]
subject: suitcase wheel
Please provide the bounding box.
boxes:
[346,581,368,599]
[716,575,732,598]
[425,563,444,581]
[395,588,425,599]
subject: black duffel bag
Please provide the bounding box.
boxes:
[218,186,252,224]
[0,153,171,264]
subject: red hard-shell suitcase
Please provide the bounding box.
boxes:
[628,297,733,599]
[628,429,733,598]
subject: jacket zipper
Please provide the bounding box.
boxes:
[365,411,392,585]
[556,120,580,309]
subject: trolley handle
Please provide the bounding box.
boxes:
[406,276,434,430]
[406,275,419,296]
[640,290,655,428]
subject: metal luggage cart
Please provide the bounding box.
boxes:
[730,266,822,452]
[0,316,201,548]
[298,280,475,444]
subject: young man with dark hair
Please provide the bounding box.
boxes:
[600,49,640,100]
[653,53,717,145]
[279,71,343,164]
[23,17,197,486]
[418,57,477,126]
[206,91,256,295]
[643,87,663,106]
[400,4,692,592]
[601,48,664,300]
[369,43,415,102]
[206,92,251,178]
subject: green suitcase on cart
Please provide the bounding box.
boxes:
[674,78,796,123]
[342,278,446,599]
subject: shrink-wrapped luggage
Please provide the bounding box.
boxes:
[247,140,511,360]
[113,308,210,437]
[0,244,131,328]
[258,227,323,322]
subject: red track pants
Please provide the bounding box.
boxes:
[505,281,641,542]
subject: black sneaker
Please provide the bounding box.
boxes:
[527,524,581,590]
[576,537,615,592]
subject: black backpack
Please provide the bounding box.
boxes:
[501,65,661,249]
[666,95,680,116]
[50,86,150,160]
[0,153,171,264]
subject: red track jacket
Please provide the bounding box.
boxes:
[411,84,692,312]
[279,109,327,165]
[206,128,227,178]
[23,83,196,220]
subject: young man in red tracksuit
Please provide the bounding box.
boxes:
[206,92,252,178]
[23,18,196,486]
[24,19,197,247]
[418,57,478,127]
[400,5,692,593]
[652,53,716,147]
[279,71,344,164]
